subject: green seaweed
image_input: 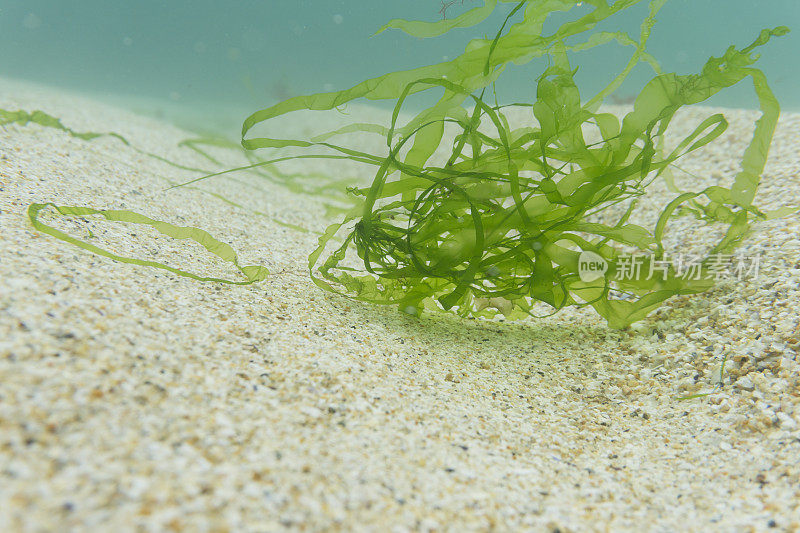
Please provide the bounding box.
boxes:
[177,136,356,204]
[28,203,268,284]
[0,107,215,174]
[1,108,120,143]
[236,0,789,328]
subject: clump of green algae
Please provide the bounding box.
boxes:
[236,0,790,328]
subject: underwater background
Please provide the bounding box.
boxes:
[1,0,798,132]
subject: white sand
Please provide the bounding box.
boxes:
[1,77,799,531]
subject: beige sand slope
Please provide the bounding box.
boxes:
[1,78,799,531]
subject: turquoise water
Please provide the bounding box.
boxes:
[2,1,798,128]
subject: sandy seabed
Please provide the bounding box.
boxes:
[1,77,799,532]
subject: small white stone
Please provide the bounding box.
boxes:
[734,375,755,392]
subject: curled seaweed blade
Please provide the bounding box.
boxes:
[375,0,499,38]
[28,203,268,284]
